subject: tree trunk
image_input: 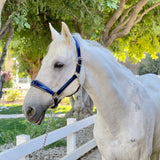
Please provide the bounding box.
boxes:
[28,68,39,81]
[0,0,14,98]
[0,0,6,29]
[22,54,41,81]
[0,25,13,98]
[0,73,6,98]
[0,26,14,71]
[66,87,94,120]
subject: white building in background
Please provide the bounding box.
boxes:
[18,77,31,89]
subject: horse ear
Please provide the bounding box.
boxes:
[61,22,71,44]
[49,23,59,40]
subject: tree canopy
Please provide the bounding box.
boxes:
[1,0,160,79]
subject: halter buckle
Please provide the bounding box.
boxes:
[52,93,59,100]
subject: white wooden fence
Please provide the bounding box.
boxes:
[0,115,96,160]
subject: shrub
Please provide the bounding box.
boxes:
[5,89,20,101]
[61,97,70,105]
[3,80,14,88]
[1,71,14,88]
[137,54,160,75]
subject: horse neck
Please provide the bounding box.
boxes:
[82,44,138,129]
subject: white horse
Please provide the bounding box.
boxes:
[23,22,160,160]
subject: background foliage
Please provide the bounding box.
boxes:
[5,89,20,101]
[138,54,160,75]
[1,0,160,79]
[1,72,14,88]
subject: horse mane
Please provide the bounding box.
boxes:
[73,33,111,52]
[73,33,138,82]
[73,33,116,60]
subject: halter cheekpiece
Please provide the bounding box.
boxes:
[31,37,82,108]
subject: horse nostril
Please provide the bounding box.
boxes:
[27,106,35,117]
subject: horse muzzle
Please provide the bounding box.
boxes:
[23,104,47,125]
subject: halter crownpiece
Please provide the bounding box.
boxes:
[31,36,82,108]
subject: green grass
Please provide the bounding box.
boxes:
[0,102,72,148]
[52,105,71,114]
[0,117,66,147]
[0,103,71,148]
[0,104,96,115]
[0,96,96,148]
[0,97,71,114]
[0,105,23,114]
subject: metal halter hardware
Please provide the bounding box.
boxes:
[31,37,82,108]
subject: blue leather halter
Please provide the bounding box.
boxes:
[31,37,82,108]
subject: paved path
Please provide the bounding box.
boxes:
[0,113,65,119]
[0,114,25,119]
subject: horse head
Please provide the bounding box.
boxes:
[23,22,84,124]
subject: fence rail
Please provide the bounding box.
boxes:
[0,115,96,160]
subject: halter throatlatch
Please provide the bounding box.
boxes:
[31,37,82,108]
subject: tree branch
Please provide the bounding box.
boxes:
[35,55,41,69]
[102,0,126,41]
[134,2,160,24]
[119,5,135,23]
[110,18,129,35]
[0,18,11,40]
[103,0,153,47]
[0,25,14,71]
[72,19,84,38]
[21,54,34,67]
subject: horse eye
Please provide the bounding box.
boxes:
[54,62,64,69]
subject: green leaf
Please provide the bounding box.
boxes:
[24,23,30,29]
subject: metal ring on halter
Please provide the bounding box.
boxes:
[74,72,80,78]
[52,92,58,99]
[77,62,81,66]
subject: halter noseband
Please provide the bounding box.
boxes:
[31,37,82,108]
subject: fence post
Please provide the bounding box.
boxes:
[67,118,76,155]
[16,134,30,160]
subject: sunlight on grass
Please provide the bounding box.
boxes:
[60,97,70,105]
[0,105,22,114]
[0,104,72,115]
[49,105,72,114]
[0,97,96,114]
[0,104,22,107]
